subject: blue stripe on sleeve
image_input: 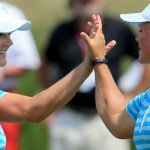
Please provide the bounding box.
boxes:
[0,90,7,98]
[126,91,147,122]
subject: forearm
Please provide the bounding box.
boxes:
[94,64,131,137]
[27,62,92,122]
[0,62,92,123]
[80,14,134,138]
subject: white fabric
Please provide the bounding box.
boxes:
[0,2,31,33]
[79,71,95,93]
[120,4,150,23]
[79,60,145,93]
[49,108,130,150]
[0,2,41,89]
[118,60,144,93]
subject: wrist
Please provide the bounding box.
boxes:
[82,59,93,72]
[91,58,108,66]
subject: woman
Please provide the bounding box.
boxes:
[0,2,91,149]
[80,4,150,150]
[0,2,115,149]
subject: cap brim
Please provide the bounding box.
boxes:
[0,14,31,33]
[120,13,147,23]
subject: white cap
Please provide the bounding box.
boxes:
[120,4,150,23]
[0,2,31,33]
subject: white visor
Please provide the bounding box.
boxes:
[0,2,31,33]
[120,4,150,23]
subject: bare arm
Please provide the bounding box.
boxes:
[94,64,134,138]
[0,61,92,123]
[0,17,116,124]
[81,15,135,139]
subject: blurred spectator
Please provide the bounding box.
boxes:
[40,0,149,149]
[0,1,41,150]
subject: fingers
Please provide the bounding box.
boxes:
[81,15,104,44]
[87,21,92,27]
[87,15,98,28]
[89,15,100,38]
[90,24,99,38]
[105,40,116,53]
[92,15,97,22]
[95,15,102,33]
[80,32,90,45]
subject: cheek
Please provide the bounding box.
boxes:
[0,58,7,67]
[0,53,7,66]
[139,46,150,63]
[142,42,150,54]
[139,34,150,51]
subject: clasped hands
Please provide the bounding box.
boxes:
[81,15,116,66]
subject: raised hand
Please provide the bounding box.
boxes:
[81,15,116,60]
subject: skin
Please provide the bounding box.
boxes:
[0,34,91,122]
[0,34,13,66]
[40,0,150,98]
[137,23,150,64]
[0,22,115,123]
[70,0,150,99]
[0,34,28,83]
[39,0,105,89]
[69,0,105,34]
[0,33,93,123]
[80,15,149,139]
[39,0,112,89]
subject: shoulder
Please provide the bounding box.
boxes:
[126,91,145,122]
[143,88,150,102]
[133,89,149,104]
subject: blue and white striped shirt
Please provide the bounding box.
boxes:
[126,88,150,150]
[0,90,7,150]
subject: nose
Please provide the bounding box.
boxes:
[4,34,13,47]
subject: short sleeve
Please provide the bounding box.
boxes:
[0,90,7,98]
[126,90,147,122]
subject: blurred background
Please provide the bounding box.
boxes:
[3,0,150,150]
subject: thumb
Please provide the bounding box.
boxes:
[105,40,116,53]
[80,32,91,45]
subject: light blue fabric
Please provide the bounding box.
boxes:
[0,90,7,150]
[0,125,6,150]
[126,89,150,150]
[0,91,6,98]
